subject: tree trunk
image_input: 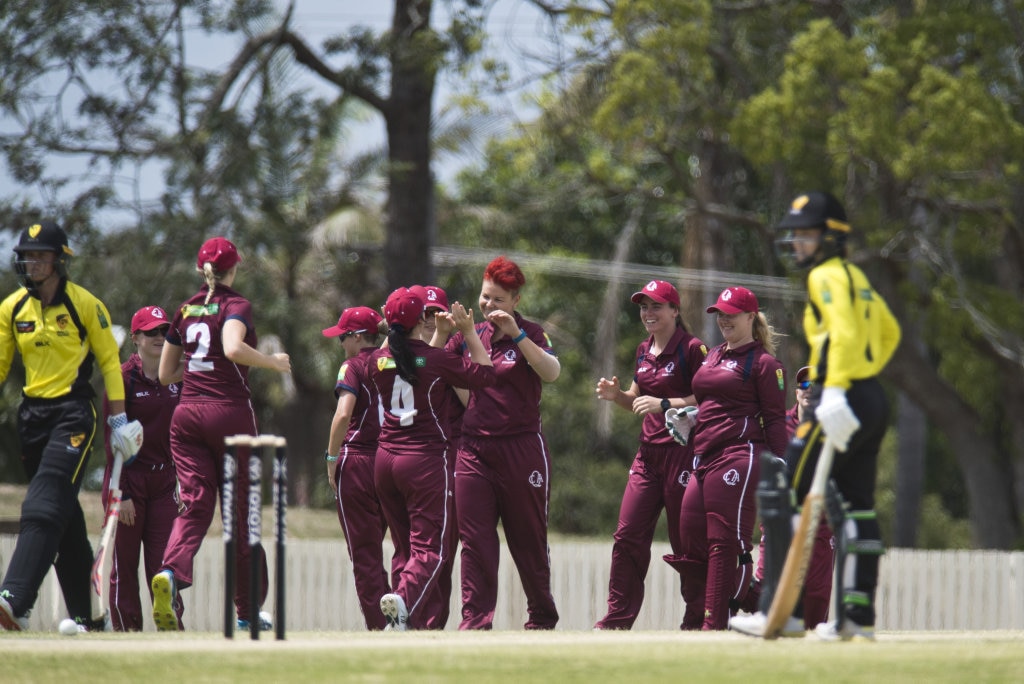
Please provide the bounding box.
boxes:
[681,143,731,344]
[894,392,925,546]
[881,328,1020,548]
[594,203,644,444]
[276,381,337,508]
[384,0,437,290]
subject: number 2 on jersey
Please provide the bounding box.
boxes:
[187,322,215,372]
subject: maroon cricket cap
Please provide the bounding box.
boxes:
[322,306,383,338]
[196,237,241,272]
[796,366,812,383]
[706,286,759,315]
[384,287,425,330]
[131,306,170,333]
[630,280,680,307]
[411,284,449,312]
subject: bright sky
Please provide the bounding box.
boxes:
[182,2,557,173]
[272,0,556,181]
[2,1,559,225]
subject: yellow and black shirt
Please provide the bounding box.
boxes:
[0,281,125,401]
[803,256,901,390]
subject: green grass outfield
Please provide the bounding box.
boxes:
[3,630,1023,683]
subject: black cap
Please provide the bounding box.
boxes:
[776,192,850,233]
[14,221,74,256]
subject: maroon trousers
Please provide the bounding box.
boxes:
[374,444,455,630]
[160,402,267,621]
[109,464,183,630]
[334,447,391,630]
[455,433,558,630]
[676,441,759,630]
[596,442,689,630]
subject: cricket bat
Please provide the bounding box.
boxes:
[763,438,836,639]
[91,452,123,622]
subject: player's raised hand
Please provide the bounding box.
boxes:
[486,309,519,339]
[450,301,476,333]
[595,376,621,401]
[434,309,456,337]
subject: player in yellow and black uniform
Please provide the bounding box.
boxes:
[731,192,901,641]
[0,221,142,633]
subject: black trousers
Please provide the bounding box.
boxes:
[785,378,889,511]
[783,378,889,621]
[1,396,97,620]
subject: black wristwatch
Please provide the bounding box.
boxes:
[661,398,671,413]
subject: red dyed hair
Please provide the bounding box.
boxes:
[483,255,526,292]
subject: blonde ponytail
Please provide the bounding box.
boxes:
[201,263,217,304]
[753,312,783,357]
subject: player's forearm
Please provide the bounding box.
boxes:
[613,387,637,410]
[517,339,560,382]
[462,331,493,366]
[159,342,184,385]
[327,412,352,456]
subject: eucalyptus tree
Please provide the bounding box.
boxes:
[731,6,1024,548]
[0,2,386,499]
[443,0,1024,547]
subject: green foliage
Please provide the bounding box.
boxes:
[4,0,1024,548]
[875,431,972,549]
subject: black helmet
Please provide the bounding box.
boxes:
[773,192,850,269]
[13,220,74,290]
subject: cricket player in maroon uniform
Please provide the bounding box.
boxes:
[323,305,391,630]
[445,256,562,631]
[593,280,707,630]
[150,237,291,632]
[673,286,788,630]
[738,365,835,628]
[371,288,498,631]
[101,306,184,631]
[411,284,463,628]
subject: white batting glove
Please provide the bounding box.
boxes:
[814,387,860,452]
[108,413,144,465]
[666,406,698,446]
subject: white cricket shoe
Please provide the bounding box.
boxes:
[0,592,28,631]
[813,619,875,642]
[380,593,408,632]
[729,611,805,638]
[238,611,273,631]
